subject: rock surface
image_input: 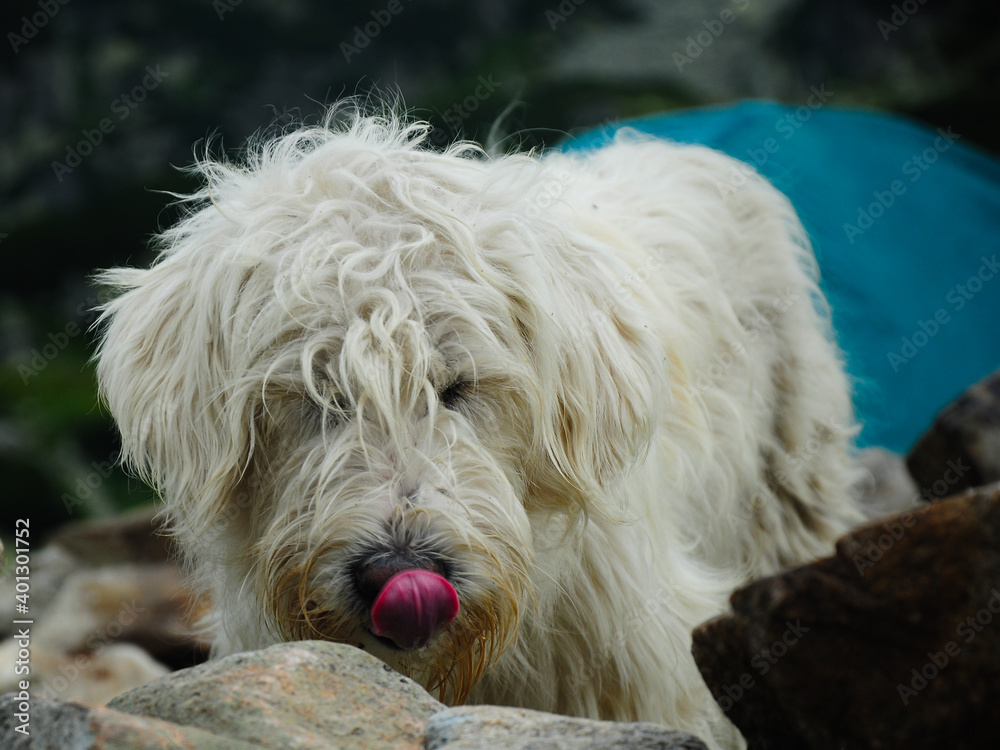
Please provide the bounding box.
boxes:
[0,637,170,708]
[854,446,920,519]
[8,379,1000,748]
[1,640,715,749]
[426,705,709,749]
[692,483,1000,749]
[46,504,174,565]
[907,369,1000,499]
[0,507,206,704]
[109,640,445,749]
[0,506,176,642]
[0,693,258,749]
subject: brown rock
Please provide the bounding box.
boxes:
[0,504,180,643]
[0,544,77,639]
[41,563,206,666]
[0,504,208,705]
[907,369,1000,499]
[109,640,445,749]
[0,563,208,704]
[692,484,1000,749]
[47,504,173,566]
[0,641,170,707]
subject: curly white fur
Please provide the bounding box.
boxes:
[96,106,863,749]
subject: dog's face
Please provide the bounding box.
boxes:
[238,220,542,699]
[96,117,659,701]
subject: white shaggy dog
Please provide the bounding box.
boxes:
[96,108,862,748]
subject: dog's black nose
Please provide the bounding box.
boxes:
[354,551,447,606]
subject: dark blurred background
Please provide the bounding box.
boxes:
[2,0,998,546]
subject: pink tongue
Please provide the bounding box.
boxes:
[370,570,459,650]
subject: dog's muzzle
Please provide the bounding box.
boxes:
[354,552,459,650]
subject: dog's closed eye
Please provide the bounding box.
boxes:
[439,380,468,409]
[304,392,351,427]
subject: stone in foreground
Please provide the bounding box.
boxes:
[110,640,445,749]
[426,705,709,749]
[692,484,1000,749]
[0,693,257,749]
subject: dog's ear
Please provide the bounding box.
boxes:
[510,232,662,507]
[95,254,252,547]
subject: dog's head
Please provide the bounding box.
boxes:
[96,110,660,700]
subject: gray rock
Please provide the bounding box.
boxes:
[46,505,173,566]
[854,447,920,519]
[0,693,257,750]
[0,545,77,640]
[425,705,709,749]
[0,639,169,709]
[110,640,445,749]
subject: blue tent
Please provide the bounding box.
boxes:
[562,102,1000,453]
